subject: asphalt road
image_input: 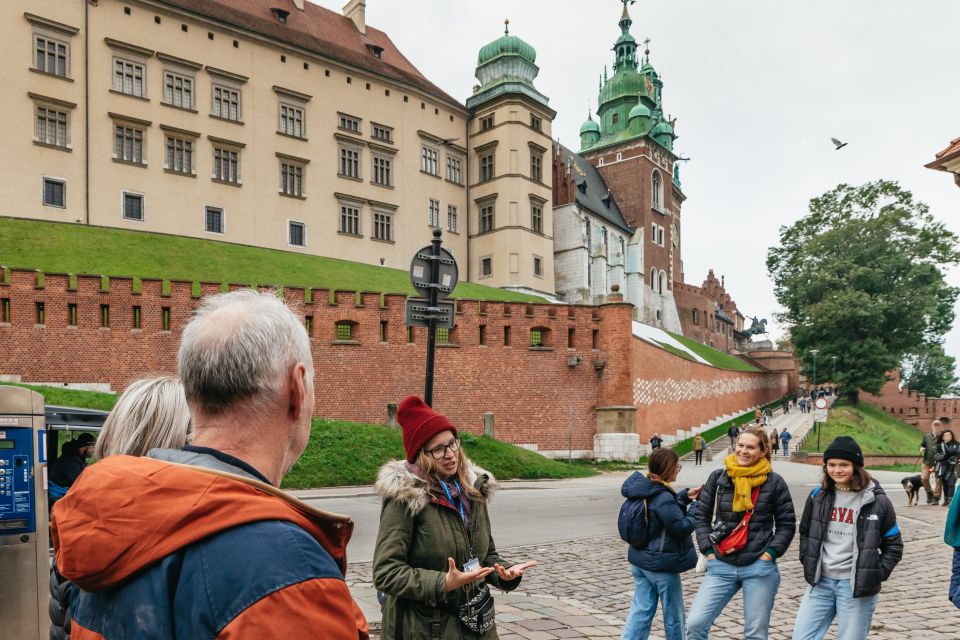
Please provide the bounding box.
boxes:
[300,458,919,564]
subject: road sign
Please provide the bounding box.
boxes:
[404,298,456,329]
[410,247,458,299]
[815,397,828,410]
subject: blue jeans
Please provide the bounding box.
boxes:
[791,578,877,640]
[686,558,780,640]
[782,442,790,457]
[621,565,686,640]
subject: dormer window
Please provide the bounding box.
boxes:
[271,7,290,23]
[577,181,587,194]
[366,44,384,59]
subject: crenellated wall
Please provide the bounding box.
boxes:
[862,369,960,427]
[0,267,788,457]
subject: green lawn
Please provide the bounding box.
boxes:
[799,402,923,455]
[664,332,759,372]
[0,217,541,303]
[5,383,118,411]
[868,463,920,472]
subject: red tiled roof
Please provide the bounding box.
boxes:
[156,0,461,108]
[926,136,960,171]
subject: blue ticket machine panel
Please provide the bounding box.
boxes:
[0,428,35,535]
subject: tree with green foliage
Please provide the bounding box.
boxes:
[901,341,959,398]
[767,180,960,403]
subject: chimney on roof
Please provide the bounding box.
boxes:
[343,0,366,34]
[293,0,305,10]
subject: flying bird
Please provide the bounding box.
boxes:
[831,137,848,150]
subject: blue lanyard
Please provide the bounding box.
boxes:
[440,479,467,524]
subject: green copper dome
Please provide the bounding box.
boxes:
[478,21,536,66]
[580,115,601,134]
[653,120,673,135]
[629,103,652,120]
[599,69,650,106]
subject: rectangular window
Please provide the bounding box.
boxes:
[67,303,77,326]
[288,221,306,247]
[658,226,664,246]
[379,320,388,342]
[213,147,239,183]
[531,203,543,233]
[371,123,393,142]
[567,327,575,349]
[480,256,492,277]
[35,302,45,325]
[165,136,193,173]
[372,156,392,186]
[212,85,241,121]
[650,222,657,243]
[503,325,511,346]
[478,324,486,345]
[132,305,142,329]
[338,114,360,132]
[530,152,543,183]
[436,327,450,344]
[447,205,459,233]
[533,255,543,277]
[114,124,145,164]
[0,298,9,323]
[163,72,193,108]
[113,59,145,97]
[161,306,171,331]
[339,147,361,179]
[479,152,495,182]
[100,304,110,328]
[339,204,360,235]
[480,115,494,130]
[336,323,353,341]
[122,192,144,221]
[592,329,599,349]
[36,106,68,147]
[421,145,439,175]
[424,199,439,227]
[205,206,224,234]
[530,114,542,131]
[446,156,462,184]
[406,326,414,344]
[279,103,305,138]
[280,162,304,196]
[43,178,66,208]
[373,210,393,241]
[479,204,494,233]
[305,315,314,336]
[530,329,543,348]
[35,36,68,77]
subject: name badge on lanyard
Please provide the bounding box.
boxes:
[441,479,479,571]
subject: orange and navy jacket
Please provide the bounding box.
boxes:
[51,454,369,639]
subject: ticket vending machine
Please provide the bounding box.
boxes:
[0,386,50,640]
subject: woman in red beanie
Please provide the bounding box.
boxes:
[373,396,537,638]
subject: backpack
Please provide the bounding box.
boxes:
[618,497,652,548]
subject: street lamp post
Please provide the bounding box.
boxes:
[810,349,820,451]
[831,355,838,391]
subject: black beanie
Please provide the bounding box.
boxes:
[823,435,864,467]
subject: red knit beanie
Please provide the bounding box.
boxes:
[397,395,457,463]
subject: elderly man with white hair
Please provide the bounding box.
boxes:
[51,290,369,639]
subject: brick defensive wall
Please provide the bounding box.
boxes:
[862,368,960,428]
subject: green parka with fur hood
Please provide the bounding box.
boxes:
[373,458,521,639]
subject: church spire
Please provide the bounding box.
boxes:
[619,0,633,32]
[612,0,638,72]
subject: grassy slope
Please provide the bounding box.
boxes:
[672,399,782,457]
[664,331,759,372]
[7,383,118,411]
[0,217,541,303]
[799,402,923,455]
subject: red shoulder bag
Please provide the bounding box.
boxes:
[715,486,761,556]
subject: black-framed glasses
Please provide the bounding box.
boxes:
[426,437,462,460]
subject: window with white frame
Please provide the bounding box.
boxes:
[428,199,441,228]
[373,210,393,242]
[447,205,459,233]
[279,103,304,138]
[35,35,69,77]
[530,151,543,183]
[280,161,304,197]
[446,156,463,184]
[372,155,392,186]
[34,104,69,148]
[339,145,361,179]
[122,192,144,221]
[480,256,493,277]
[339,203,360,235]
[338,113,361,133]
[205,206,224,234]
[479,152,495,182]
[212,85,241,121]
[371,123,393,143]
[531,201,543,234]
[113,123,145,164]
[658,225,664,246]
[479,204,495,233]
[113,58,145,97]
[164,134,193,174]
[659,270,667,293]
[533,255,543,278]
[42,178,65,208]
[163,71,193,109]
[652,170,663,211]
[421,145,439,175]
[288,220,305,246]
[650,267,658,292]
[213,146,240,183]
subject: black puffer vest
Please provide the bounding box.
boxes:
[49,564,73,640]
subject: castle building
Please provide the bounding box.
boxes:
[927,137,960,188]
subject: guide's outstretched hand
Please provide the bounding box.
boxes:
[495,561,538,581]
[444,557,493,591]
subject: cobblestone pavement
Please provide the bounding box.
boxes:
[348,501,960,639]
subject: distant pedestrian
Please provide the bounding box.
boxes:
[935,430,959,507]
[763,409,773,427]
[770,429,780,457]
[686,426,796,640]
[792,436,903,640]
[693,433,705,466]
[780,429,793,458]
[727,423,740,450]
[650,433,664,450]
[921,420,944,504]
[782,398,790,414]
[620,449,701,640]
[799,398,807,414]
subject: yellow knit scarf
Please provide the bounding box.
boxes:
[723,454,771,511]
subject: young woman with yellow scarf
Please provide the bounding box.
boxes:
[686,426,796,640]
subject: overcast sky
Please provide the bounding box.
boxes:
[319,0,960,368]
